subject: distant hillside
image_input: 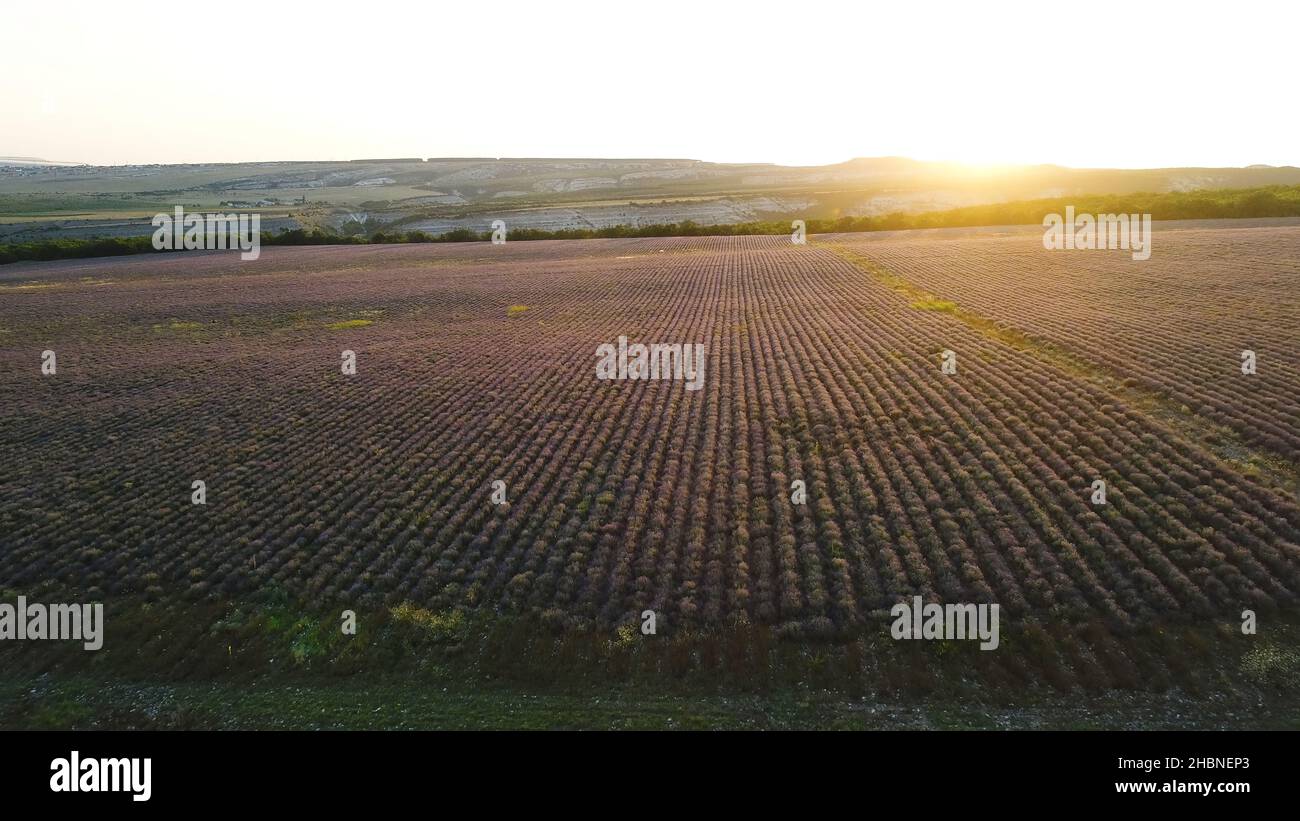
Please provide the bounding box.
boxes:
[5,156,1300,242]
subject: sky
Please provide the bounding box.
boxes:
[2,0,1296,169]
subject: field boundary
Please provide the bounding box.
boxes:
[3,591,1297,729]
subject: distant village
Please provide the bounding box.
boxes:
[219,194,308,208]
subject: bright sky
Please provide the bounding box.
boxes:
[2,0,1295,169]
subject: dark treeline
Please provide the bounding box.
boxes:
[5,184,1300,265]
[0,235,158,265]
